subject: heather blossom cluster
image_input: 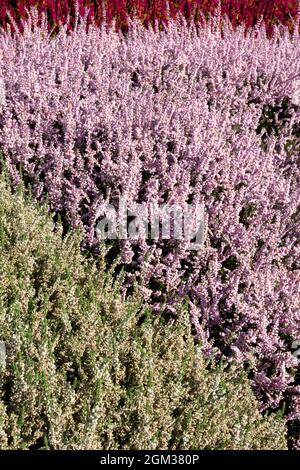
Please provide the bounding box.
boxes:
[0,79,5,107]
[0,13,300,443]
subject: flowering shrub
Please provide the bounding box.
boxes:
[0,171,287,450]
[0,0,299,36]
[0,14,300,445]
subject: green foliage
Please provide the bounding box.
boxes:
[0,173,287,450]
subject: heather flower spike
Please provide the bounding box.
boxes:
[291,79,300,105]
[0,79,5,106]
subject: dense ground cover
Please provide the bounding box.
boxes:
[0,5,300,449]
[0,170,288,449]
[1,15,300,443]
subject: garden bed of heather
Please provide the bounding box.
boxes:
[0,2,299,450]
[0,171,288,449]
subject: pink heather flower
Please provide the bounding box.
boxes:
[0,78,5,106]
[0,12,299,433]
[291,79,300,105]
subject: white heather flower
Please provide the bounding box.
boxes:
[291,79,300,106]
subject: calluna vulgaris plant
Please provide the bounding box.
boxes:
[0,12,300,446]
[0,171,288,450]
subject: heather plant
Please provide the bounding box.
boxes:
[0,172,288,450]
[0,13,300,445]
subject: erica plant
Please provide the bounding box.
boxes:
[0,12,300,446]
